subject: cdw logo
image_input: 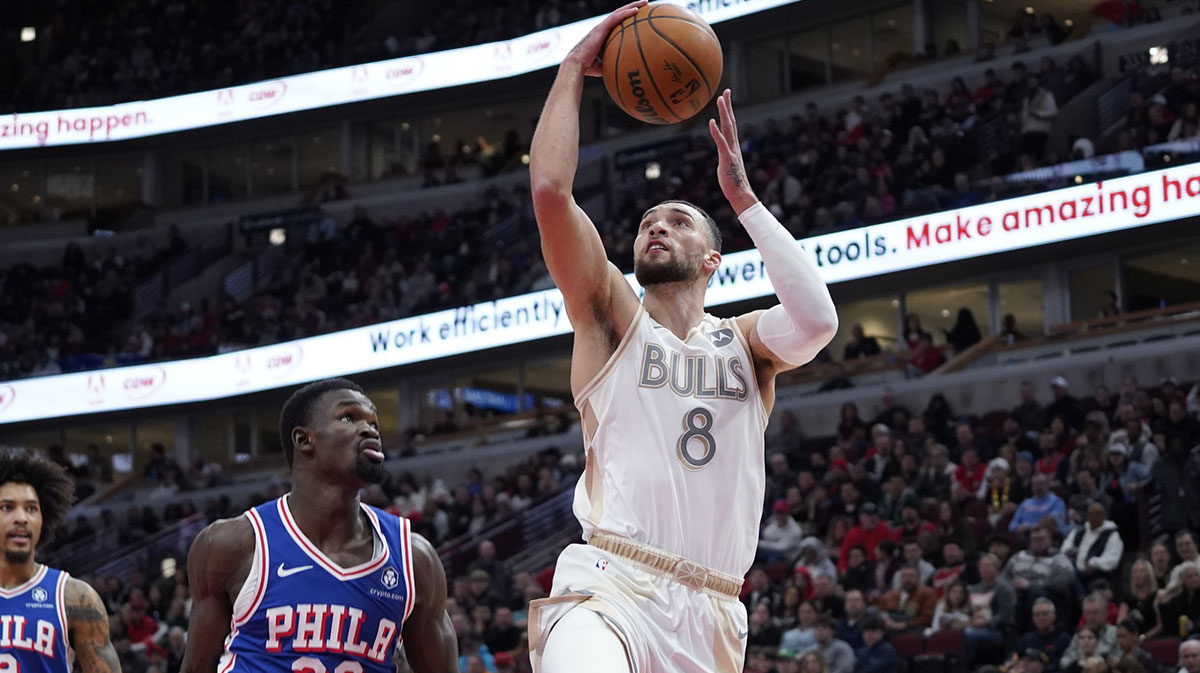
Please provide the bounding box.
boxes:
[248,81,287,110]
[263,345,303,378]
[385,58,424,87]
[520,31,560,60]
[122,368,167,400]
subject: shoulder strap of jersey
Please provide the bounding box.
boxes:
[53,568,70,657]
[366,507,416,626]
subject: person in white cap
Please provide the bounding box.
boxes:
[1109,415,1159,470]
[982,458,1018,527]
[1042,376,1082,430]
[1102,442,1149,502]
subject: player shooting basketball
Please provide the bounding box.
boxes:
[525,2,839,672]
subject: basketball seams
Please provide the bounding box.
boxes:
[601,16,631,53]
[619,14,718,36]
[609,25,630,117]
[645,15,718,102]
[631,10,682,123]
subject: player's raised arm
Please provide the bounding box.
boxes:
[180,519,253,673]
[399,533,460,673]
[65,578,122,673]
[709,90,838,374]
[530,1,644,315]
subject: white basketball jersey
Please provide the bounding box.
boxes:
[573,304,768,577]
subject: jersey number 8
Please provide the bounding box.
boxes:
[677,407,716,470]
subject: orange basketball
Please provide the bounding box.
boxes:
[600,3,723,125]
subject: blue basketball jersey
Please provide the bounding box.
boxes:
[220,496,415,673]
[0,565,71,673]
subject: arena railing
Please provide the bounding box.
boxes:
[49,513,206,579]
[131,222,235,318]
[437,488,576,579]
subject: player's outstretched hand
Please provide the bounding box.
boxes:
[564,0,647,77]
[708,89,758,214]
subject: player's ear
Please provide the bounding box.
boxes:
[292,426,314,457]
[703,250,722,275]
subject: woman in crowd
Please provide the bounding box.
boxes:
[776,584,806,632]
[842,546,878,597]
[936,500,976,552]
[1150,540,1174,589]
[799,651,828,673]
[1117,558,1160,635]
[826,515,853,560]
[927,580,973,636]
[1062,625,1102,673]
[780,600,822,654]
[838,402,868,445]
[943,307,982,354]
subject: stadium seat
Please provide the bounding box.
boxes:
[889,631,925,658]
[924,629,965,656]
[1143,636,1181,665]
[911,629,966,673]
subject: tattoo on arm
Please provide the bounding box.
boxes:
[66,579,123,673]
[727,164,746,189]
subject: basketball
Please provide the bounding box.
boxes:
[601,3,723,125]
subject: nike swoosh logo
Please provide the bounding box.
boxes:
[277,563,313,577]
[738,630,749,639]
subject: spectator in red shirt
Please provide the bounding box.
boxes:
[906,332,944,377]
[953,447,986,501]
[124,594,166,657]
[839,503,899,572]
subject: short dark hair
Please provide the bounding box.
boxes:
[861,615,886,632]
[658,200,722,253]
[279,377,367,467]
[814,615,836,630]
[0,451,75,548]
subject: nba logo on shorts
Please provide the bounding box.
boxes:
[31,587,47,603]
[595,559,609,571]
[380,567,399,590]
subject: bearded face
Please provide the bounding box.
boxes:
[633,203,716,287]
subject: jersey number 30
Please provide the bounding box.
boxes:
[677,407,716,470]
[293,658,363,673]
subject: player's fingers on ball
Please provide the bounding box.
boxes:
[607,1,644,27]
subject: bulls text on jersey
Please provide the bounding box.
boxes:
[637,343,748,400]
